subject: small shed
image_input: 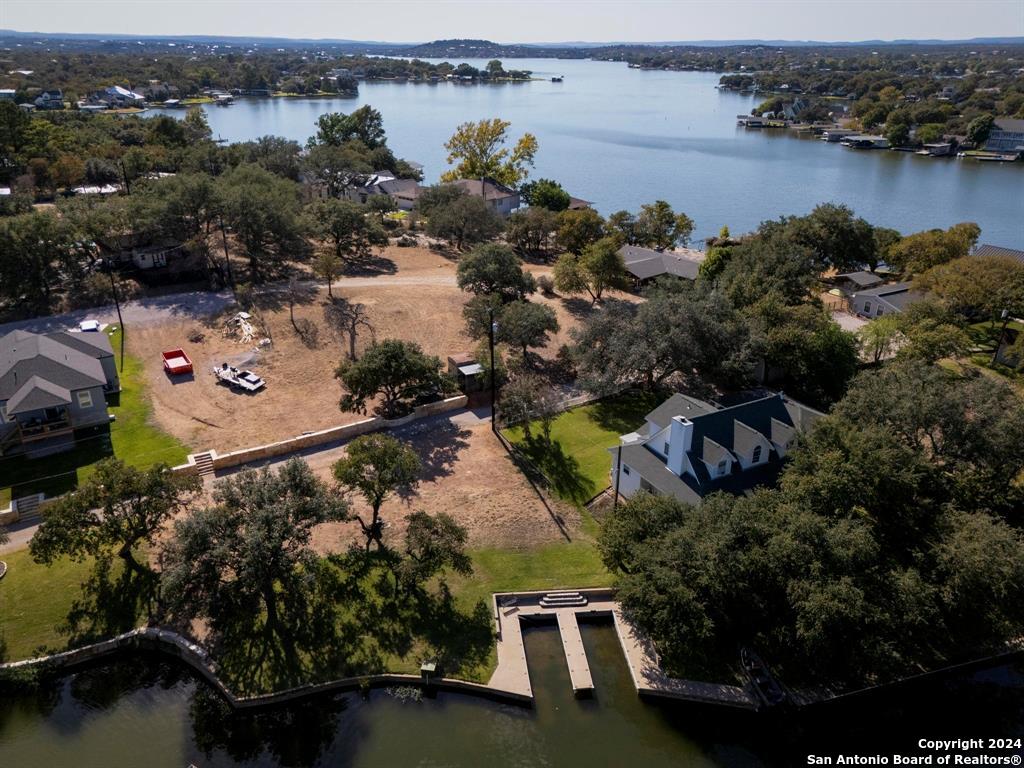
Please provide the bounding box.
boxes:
[448,353,486,394]
[831,271,885,295]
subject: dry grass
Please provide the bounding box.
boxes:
[126,244,634,453]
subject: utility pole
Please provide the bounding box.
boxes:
[219,216,236,295]
[613,445,623,512]
[488,306,497,432]
[108,268,125,372]
[991,309,1011,366]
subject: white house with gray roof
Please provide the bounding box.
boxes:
[849,281,926,318]
[0,330,119,456]
[610,392,821,505]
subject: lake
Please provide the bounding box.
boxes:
[2,620,1022,767]
[179,58,1023,247]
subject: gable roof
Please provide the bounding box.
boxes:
[44,331,114,359]
[6,375,72,415]
[973,244,1024,264]
[835,271,885,288]
[644,393,717,431]
[619,245,702,281]
[685,394,798,465]
[852,281,926,312]
[0,330,107,401]
[450,177,519,202]
[375,178,421,199]
[618,441,704,504]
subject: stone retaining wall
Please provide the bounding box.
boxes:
[172,395,469,475]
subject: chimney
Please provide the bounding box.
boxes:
[666,416,693,476]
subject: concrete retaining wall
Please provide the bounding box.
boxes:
[171,395,469,475]
[0,493,58,526]
[0,625,530,708]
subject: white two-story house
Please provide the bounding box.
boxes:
[609,392,821,505]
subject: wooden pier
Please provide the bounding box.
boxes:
[557,611,594,695]
[487,589,757,709]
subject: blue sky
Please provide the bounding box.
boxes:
[2,0,1022,43]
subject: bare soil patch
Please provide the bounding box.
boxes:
[127,244,636,453]
[305,420,582,552]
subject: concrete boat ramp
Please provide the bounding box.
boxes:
[487,588,757,710]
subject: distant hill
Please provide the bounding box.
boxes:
[1,30,1021,55]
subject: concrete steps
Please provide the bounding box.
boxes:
[192,452,215,477]
[12,494,41,523]
[540,591,589,608]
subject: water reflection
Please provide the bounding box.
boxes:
[1,636,1022,767]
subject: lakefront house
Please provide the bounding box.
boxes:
[0,329,120,456]
[609,392,822,505]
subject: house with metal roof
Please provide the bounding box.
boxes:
[0,329,119,456]
[984,118,1024,156]
[609,392,822,505]
[618,245,704,287]
[973,243,1024,265]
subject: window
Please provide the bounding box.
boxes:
[876,305,883,316]
[622,464,631,476]
[717,459,728,475]
[752,445,762,463]
[77,390,93,409]
[863,300,872,314]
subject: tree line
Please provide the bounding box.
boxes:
[24,435,484,692]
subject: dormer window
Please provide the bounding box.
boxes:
[752,445,762,463]
[717,459,728,475]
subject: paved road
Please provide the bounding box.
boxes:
[0,274,466,338]
[0,290,236,336]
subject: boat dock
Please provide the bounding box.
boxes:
[487,588,757,709]
[557,611,594,695]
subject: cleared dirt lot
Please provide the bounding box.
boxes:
[128,244,630,453]
[204,412,581,551]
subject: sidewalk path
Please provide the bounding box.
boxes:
[0,516,41,554]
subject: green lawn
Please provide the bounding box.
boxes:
[0,327,189,505]
[503,390,661,504]
[439,520,612,682]
[967,319,1024,352]
[0,549,126,661]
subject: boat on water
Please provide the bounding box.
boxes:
[551,75,563,82]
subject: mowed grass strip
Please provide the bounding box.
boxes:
[504,390,661,504]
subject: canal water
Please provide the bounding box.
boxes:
[174,58,1024,247]
[1,618,1022,766]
